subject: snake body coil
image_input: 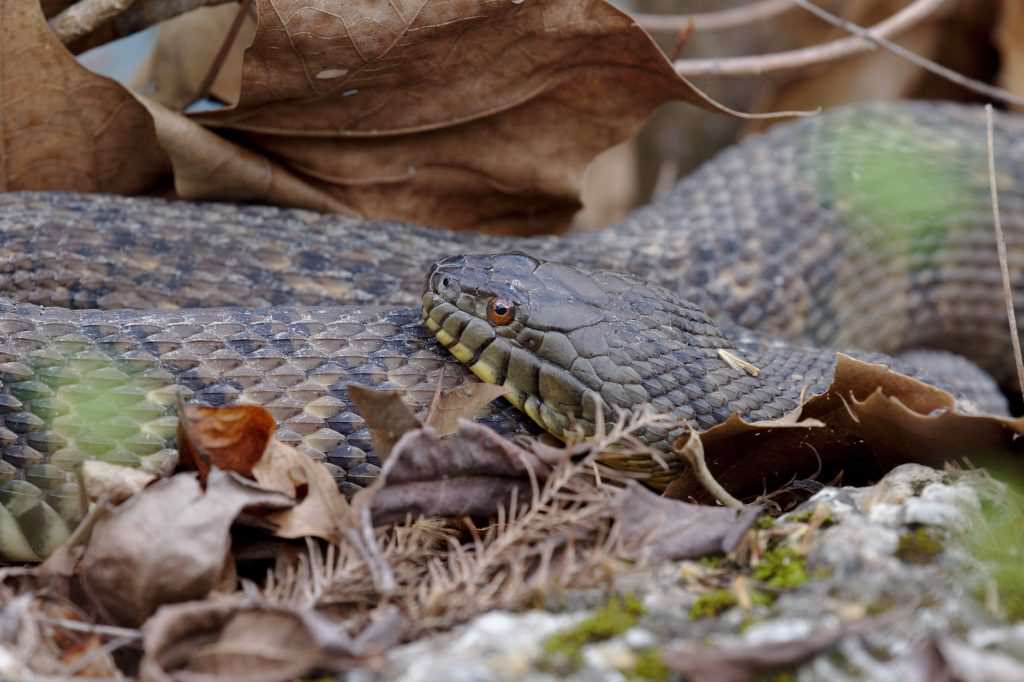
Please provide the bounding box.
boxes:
[1,102,1022,560]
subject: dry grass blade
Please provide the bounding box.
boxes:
[985,103,1024,398]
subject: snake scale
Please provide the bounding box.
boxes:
[1,102,1022,560]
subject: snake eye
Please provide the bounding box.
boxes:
[487,297,515,326]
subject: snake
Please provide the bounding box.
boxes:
[1,101,1022,561]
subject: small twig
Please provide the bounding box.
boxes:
[187,0,255,109]
[48,0,139,44]
[675,430,744,509]
[55,0,235,47]
[985,104,1024,398]
[786,0,1024,108]
[635,0,795,34]
[34,616,142,641]
[674,0,945,78]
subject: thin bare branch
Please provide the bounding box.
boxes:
[634,0,795,34]
[673,0,946,78]
[55,0,235,49]
[985,104,1024,398]
[48,0,139,44]
[34,616,142,641]
[786,0,1024,108]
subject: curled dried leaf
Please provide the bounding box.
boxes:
[666,355,1024,503]
[140,598,402,681]
[177,403,277,480]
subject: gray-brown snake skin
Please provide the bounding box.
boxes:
[1,102,1022,560]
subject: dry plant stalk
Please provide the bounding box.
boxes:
[985,104,1024,398]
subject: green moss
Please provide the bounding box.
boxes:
[755,515,776,530]
[896,527,944,565]
[753,547,808,589]
[690,589,737,619]
[756,672,797,682]
[540,595,645,670]
[698,554,725,569]
[623,648,670,682]
[786,509,834,528]
[691,588,772,619]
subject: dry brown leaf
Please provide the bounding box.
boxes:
[81,460,157,505]
[140,598,402,682]
[615,483,761,562]
[255,440,352,543]
[184,0,710,232]
[348,385,423,459]
[424,382,510,436]
[177,402,277,480]
[131,3,254,110]
[666,354,1024,503]
[0,0,167,192]
[136,95,350,211]
[77,469,292,627]
[370,419,561,525]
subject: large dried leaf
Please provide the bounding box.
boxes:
[0,0,166,191]
[137,95,350,211]
[77,469,292,627]
[666,355,1024,503]
[140,598,402,682]
[184,0,709,231]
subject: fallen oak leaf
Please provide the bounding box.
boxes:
[187,0,720,231]
[78,469,293,627]
[140,598,403,682]
[0,0,166,193]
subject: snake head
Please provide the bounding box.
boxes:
[422,253,735,443]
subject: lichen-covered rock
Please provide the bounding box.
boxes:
[351,464,1024,681]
